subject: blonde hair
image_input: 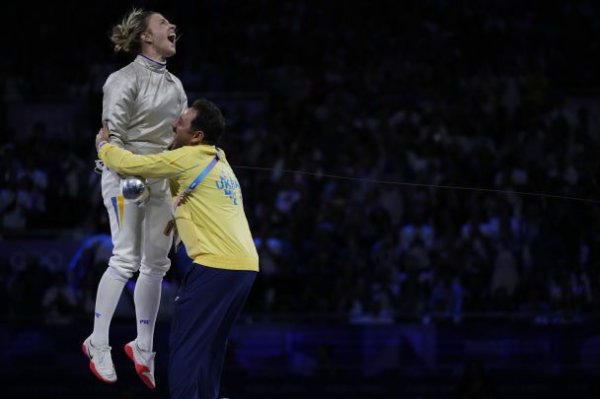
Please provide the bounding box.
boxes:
[109,8,154,54]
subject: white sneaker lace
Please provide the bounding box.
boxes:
[133,342,155,372]
[90,343,114,372]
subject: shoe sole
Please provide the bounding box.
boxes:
[81,341,117,384]
[124,343,156,390]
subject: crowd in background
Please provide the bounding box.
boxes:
[1,0,599,325]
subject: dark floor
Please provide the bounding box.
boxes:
[1,320,598,399]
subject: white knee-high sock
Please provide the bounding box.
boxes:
[134,272,163,352]
[91,268,128,347]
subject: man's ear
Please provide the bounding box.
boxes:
[191,130,204,145]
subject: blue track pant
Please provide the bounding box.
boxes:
[169,264,256,399]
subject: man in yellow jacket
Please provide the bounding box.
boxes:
[96,98,259,399]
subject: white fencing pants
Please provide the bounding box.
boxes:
[92,167,173,350]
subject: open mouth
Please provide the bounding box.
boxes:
[168,33,176,43]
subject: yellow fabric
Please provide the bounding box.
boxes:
[117,195,125,229]
[99,143,259,271]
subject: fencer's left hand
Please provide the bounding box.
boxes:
[95,121,110,151]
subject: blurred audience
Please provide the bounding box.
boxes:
[1,0,599,324]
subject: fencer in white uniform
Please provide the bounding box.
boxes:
[82,9,187,389]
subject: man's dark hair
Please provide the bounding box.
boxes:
[190,98,226,145]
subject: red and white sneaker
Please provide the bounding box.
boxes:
[124,340,156,389]
[82,336,117,384]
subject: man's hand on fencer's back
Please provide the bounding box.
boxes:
[96,121,110,152]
